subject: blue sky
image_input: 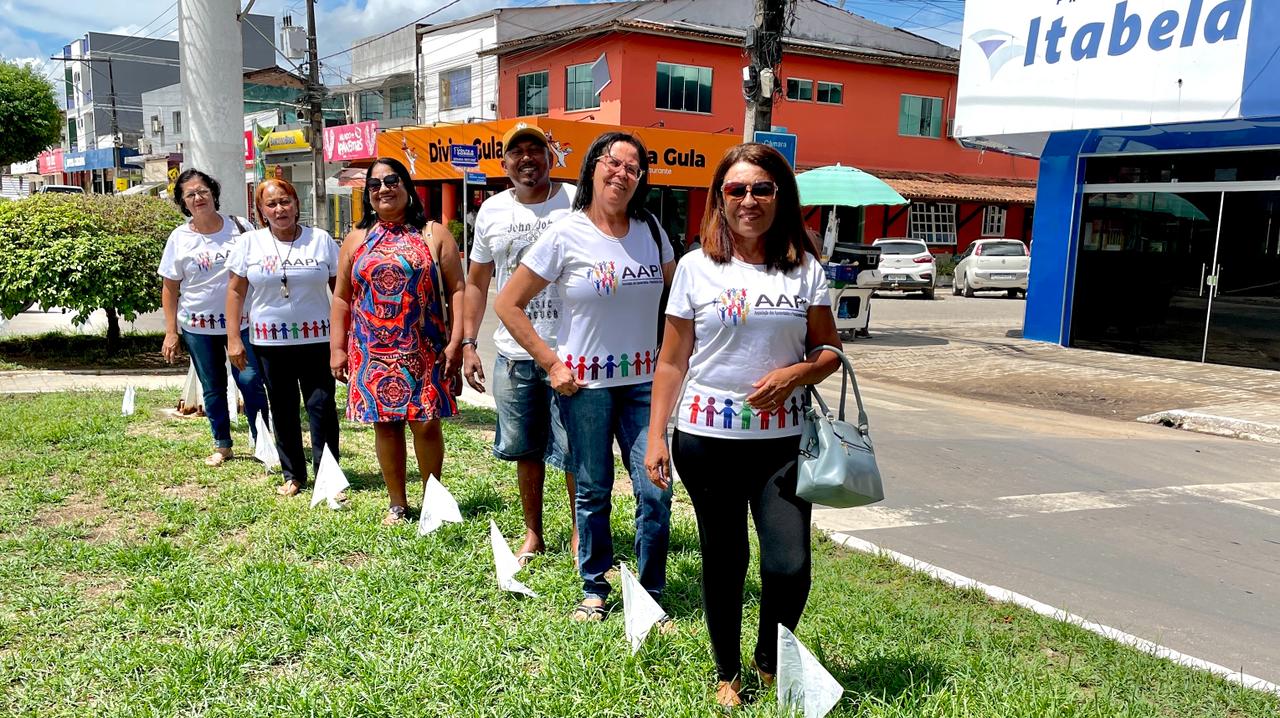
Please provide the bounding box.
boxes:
[1,0,965,87]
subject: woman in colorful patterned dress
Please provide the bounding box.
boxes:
[330,157,465,525]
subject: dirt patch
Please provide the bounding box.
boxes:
[161,483,206,502]
[341,551,371,568]
[61,571,127,600]
[34,495,160,543]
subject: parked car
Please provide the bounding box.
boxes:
[871,238,935,299]
[37,185,84,194]
[953,239,1030,298]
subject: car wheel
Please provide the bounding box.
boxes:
[922,286,935,300]
[963,273,976,298]
[1007,288,1019,299]
[952,278,960,296]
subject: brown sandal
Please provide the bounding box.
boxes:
[204,448,232,467]
[275,481,302,497]
[715,679,743,708]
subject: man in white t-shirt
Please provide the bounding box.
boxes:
[462,123,578,564]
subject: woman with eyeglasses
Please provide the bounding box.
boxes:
[159,169,270,467]
[224,179,340,497]
[330,157,465,525]
[496,131,676,623]
[644,143,840,707]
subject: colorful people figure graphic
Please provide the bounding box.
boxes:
[311,320,321,337]
[604,354,617,379]
[291,322,300,339]
[787,396,801,425]
[720,399,737,429]
[689,394,702,424]
[775,403,787,429]
[269,323,279,340]
[565,354,574,371]
[740,404,753,429]
[634,352,642,375]
[643,350,653,374]
[589,356,601,381]
[759,405,771,430]
[704,397,717,427]
[218,313,226,329]
[619,352,630,377]
[301,322,311,339]
[576,355,587,381]
[197,314,207,328]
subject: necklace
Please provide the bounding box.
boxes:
[268,225,302,298]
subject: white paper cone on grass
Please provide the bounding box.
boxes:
[418,474,462,536]
[777,625,843,718]
[121,385,136,416]
[310,446,349,509]
[253,414,280,469]
[180,362,201,413]
[225,362,240,424]
[621,563,667,654]
[489,519,537,597]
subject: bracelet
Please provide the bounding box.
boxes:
[460,338,478,349]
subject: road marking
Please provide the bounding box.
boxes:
[813,481,1280,532]
[861,396,925,412]
[828,531,1280,697]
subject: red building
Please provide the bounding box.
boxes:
[487,1,1037,254]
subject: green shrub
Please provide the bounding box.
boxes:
[933,252,959,278]
[447,219,465,244]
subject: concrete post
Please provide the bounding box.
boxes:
[179,0,247,219]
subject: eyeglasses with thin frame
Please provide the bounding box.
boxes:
[721,181,778,201]
[596,154,644,181]
[366,174,403,192]
[182,188,212,201]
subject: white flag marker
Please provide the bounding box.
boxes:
[253,414,280,469]
[489,519,537,597]
[225,361,240,424]
[121,385,136,416]
[417,474,463,536]
[180,362,201,412]
[621,563,667,653]
[310,446,349,509]
[777,625,843,718]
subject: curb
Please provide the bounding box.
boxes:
[1137,410,1280,445]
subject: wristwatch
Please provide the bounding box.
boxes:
[460,338,479,349]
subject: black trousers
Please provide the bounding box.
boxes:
[255,343,339,487]
[671,429,812,681]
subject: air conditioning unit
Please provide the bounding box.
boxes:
[946,117,956,139]
[151,116,162,133]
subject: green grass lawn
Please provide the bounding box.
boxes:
[1,390,1276,717]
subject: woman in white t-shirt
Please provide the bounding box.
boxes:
[495,131,676,623]
[158,169,269,467]
[226,179,340,497]
[644,143,841,707]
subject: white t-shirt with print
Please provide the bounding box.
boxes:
[522,211,674,389]
[471,183,576,360]
[226,226,339,346]
[666,249,831,439]
[157,215,254,335]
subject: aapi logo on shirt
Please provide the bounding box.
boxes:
[753,292,809,317]
[716,288,750,326]
[262,255,280,274]
[588,261,618,296]
[196,251,230,272]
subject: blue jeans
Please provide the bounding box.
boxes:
[491,354,571,471]
[183,329,269,449]
[559,382,672,601]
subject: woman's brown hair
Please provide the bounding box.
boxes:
[700,142,816,272]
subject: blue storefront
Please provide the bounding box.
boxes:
[958,1,1280,372]
[62,147,139,194]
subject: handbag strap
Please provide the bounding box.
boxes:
[805,344,870,433]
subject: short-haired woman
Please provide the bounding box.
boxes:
[225,178,340,497]
[496,132,676,621]
[330,158,464,525]
[644,143,841,707]
[159,169,269,466]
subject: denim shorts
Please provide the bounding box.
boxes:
[491,354,572,471]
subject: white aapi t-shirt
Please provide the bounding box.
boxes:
[226,226,339,346]
[666,249,831,438]
[157,215,254,335]
[522,211,674,389]
[471,183,576,360]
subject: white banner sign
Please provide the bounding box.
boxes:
[956,0,1272,138]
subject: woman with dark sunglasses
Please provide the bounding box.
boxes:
[330,157,465,525]
[644,143,841,707]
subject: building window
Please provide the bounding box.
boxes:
[817,81,843,105]
[359,91,384,121]
[908,202,957,245]
[655,62,712,114]
[566,63,598,112]
[786,78,812,101]
[440,66,472,110]
[982,205,1008,237]
[389,85,414,118]
[517,71,548,115]
[899,94,943,138]
[172,111,182,134]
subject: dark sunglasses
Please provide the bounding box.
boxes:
[366,174,403,192]
[722,181,778,200]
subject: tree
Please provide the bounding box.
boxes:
[0,60,63,167]
[0,194,182,349]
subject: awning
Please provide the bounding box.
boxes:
[334,167,367,187]
[119,182,163,196]
[869,170,1037,205]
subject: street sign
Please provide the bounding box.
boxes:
[449,144,480,168]
[465,171,486,184]
[754,131,797,167]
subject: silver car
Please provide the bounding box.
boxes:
[872,238,936,299]
[953,239,1030,298]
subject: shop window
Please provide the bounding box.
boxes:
[899,94,943,138]
[517,71,548,115]
[817,81,843,105]
[440,66,472,110]
[389,85,414,119]
[908,202,957,244]
[359,91,384,121]
[566,63,598,111]
[786,78,813,102]
[982,205,1007,236]
[172,111,182,134]
[655,62,712,114]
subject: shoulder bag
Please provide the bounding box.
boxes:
[797,344,884,508]
[425,221,463,397]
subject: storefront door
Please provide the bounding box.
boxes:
[1204,191,1280,370]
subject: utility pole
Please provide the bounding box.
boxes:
[305,0,329,233]
[743,0,789,142]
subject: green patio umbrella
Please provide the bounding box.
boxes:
[796,164,908,208]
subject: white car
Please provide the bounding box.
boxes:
[871,238,936,299]
[37,184,84,194]
[953,239,1030,298]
